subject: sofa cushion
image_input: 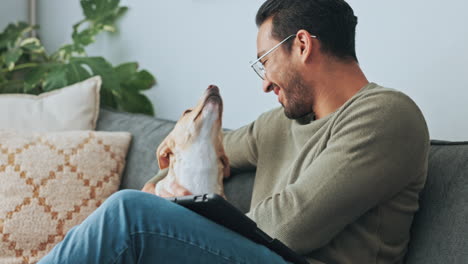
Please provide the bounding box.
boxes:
[0,130,131,263]
[224,171,255,213]
[405,140,468,264]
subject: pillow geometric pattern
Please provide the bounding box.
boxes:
[0,131,131,264]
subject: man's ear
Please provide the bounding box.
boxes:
[220,153,230,179]
[156,137,174,170]
[296,29,314,62]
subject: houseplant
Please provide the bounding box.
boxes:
[0,0,155,115]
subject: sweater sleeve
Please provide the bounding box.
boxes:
[144,168,168,185]
[223,121,259,172]
[246,92,429,254]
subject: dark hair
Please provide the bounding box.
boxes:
[256,0,358,62]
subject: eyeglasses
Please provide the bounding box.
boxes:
[249,34,317,80]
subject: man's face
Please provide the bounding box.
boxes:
[256,18,313,119]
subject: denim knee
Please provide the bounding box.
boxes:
[103,189,168,214]
[107,189,145,202]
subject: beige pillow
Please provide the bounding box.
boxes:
[0,130,131,264]
[0,76,101,132]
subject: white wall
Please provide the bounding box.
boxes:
[37,1,468,140]
[0,0,28,31]
[348,0,468,141]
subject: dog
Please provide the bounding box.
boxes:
[155,85,230,198]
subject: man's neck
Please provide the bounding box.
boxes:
[310,60,369,119]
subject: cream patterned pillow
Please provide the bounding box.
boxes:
[0,76,101,132]
[0,131,131,264]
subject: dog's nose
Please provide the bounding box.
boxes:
[207,85,219,93]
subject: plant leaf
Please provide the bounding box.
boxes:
[100,88,117,108]
[0,22,31,49]
[24,65,48,93]
[20,37,45,53]
[4,48,23,70]
[115,62,156,91]
[70,56,119,92]
[66,62,92,84]
[72,27,99,47]
[43,65,68,91]
[81,0,120,21]
[0,80,24,94]
[116,90,154,116]
[123,70,156,91]
[100,6,128,28]
[114,62,137,83]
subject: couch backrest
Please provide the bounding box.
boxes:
[405,141,468,264]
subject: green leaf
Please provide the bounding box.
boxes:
[72,27,99,47]
[66,62,92,84]
[0,22,31,49]
[0,72,5,84]
[24,65,48,92]
[116,90,154,116]
[4,48,23,70]
[0,80,24,94]
[70,56,119,92]
[122,70,156,91]
[115,63,156,91]
[100,6,128,28]
[81,0,120,21]
[43,65,68,91]
[20,37,45,53]
[130,70,156,90]
[114,62,137,83]
[100,88,117,108]
[55,44,86,62]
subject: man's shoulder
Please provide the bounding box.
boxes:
[337,83,429,140]
[348,83,424,118]
[255,106,289,126]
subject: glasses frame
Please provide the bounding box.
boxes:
[249,34,317,80]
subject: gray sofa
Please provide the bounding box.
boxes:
[97,108,468,264]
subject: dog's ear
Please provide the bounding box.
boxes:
[156,137,174,170]
[220,154,230,179]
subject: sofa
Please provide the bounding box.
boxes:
[97,108,468,264]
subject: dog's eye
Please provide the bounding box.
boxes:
[183,109,192,115]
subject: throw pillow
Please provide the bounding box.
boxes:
[0,130,131,264]
[0,76,101,132]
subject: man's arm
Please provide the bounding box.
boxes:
[223,120,260,172]
[141,168,168,192]
[246,93,430,254]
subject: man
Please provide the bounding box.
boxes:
[39,0,429,263]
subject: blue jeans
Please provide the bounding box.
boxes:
[38,190,290,264]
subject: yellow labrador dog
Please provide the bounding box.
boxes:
[155,85,230,198]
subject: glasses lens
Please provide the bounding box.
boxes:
[253,62,265,80]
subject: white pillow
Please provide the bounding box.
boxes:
[0,76,101,132]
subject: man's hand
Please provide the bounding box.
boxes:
[141,182,156,194]
[159,180,192,198]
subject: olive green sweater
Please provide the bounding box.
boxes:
[147,83,429,264]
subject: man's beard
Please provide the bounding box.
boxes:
[281,70,314,120]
